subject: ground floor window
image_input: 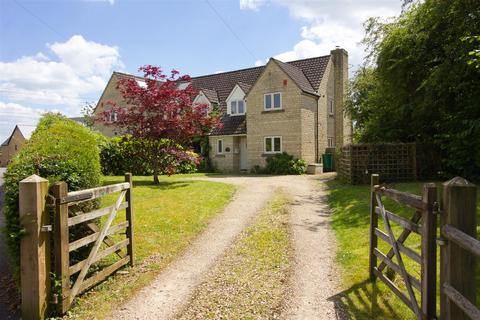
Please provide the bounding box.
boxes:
[264,136,282,153]
[327,137,334,148]
[217,139,224,154]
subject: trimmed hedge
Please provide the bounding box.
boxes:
[252,152,307,175]
[3,113,102,282]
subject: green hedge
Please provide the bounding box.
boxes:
[3,113,102,282]
[252,152,307,175]
[100,135,199,176]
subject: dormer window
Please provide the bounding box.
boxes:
[226,84,248,116]
[230,100,245,115]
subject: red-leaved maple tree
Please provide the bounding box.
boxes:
[99,65,221,183]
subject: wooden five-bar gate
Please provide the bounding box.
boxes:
[369,174,479,320]
[19,173,134,319]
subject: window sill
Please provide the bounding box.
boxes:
[215,154,226,158]
[261,152,282,157]
[261,109,285,114]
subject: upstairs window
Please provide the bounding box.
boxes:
[264,93,282,110]
[230,100,245,115]
[328,100,334,115]
[109,111,118,122]
[264,136,282,153]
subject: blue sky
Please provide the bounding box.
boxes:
[0,0,402,142]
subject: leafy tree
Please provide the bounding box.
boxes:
[81,102,96,129]
[98,66,221,183]
[347,0,480,179]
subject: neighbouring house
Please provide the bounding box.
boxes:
[0,125,35,167]
[94,47,352,173]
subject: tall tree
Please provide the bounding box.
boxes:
[348,0,480,179]
[99,66,221,183]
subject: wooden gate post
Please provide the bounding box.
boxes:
[421,183,437,319]
[125,173,134,266]
[19,174,50,320]
[52,182,70,314]
[440,177,477,320]
[369,173,379,280]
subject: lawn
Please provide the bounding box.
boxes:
[64,174,236,319]
[326,179,480,320]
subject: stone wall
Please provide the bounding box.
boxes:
[0,127,25,167]
[246,61,303,168]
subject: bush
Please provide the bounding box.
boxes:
[100,135,153,176]
[100,135,200,175]
[253,152,307,175]
[3,113,102,282]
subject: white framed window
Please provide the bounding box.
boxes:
[327,137,334,148]
[264,92,282,110]
[109,111,118,122]
[328,99,334,115]
[230,100,246,115]
[264,136,282,153]
[217,139,224,154]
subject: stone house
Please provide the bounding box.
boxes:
[0,125,34,167]
[94,47,352,173]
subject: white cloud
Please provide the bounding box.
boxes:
[254,59,265,67]
[242,0,401,70]
[0,102,44,143]
[214,70,225,74]
[0,35,123,113]
[239,0,265,10]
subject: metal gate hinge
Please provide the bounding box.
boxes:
[436,237,447,246]
[41,225,52,232]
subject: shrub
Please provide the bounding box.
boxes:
[257,152,307,175]
[100,135,200,175]
[3,113,102,282]
[100,135,153,176]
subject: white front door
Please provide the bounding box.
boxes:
[239,137,248,170]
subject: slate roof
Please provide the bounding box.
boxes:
[273,59,316,95]
[200,88,219,103]
[109,55,331,136]
[190,55,331,135]
[211,115,246,136]
[236,82,252,94]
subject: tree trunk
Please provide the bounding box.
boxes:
[153,168,160,184]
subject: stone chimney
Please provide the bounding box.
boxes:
[330,47,352,147]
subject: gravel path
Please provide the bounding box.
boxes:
[112,178,275,320]
[112,174,342,319]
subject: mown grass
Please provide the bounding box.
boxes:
[176,193,292,319]
[63,174,236,319]
[327,179,480,320]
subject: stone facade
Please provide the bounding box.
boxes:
[95,49,351,173]
[0,126,26,167]
[93,73,129,137]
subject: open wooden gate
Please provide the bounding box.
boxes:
[369,174,438,319]
[51,173,134,314]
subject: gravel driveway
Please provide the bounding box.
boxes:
[112,174,342,319]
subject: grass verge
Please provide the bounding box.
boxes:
[175,193,292,319]
[63,174,236,319]
[326,179,480,320]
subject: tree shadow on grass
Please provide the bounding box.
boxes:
[131,180,193,190]
[328,279,403,320]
